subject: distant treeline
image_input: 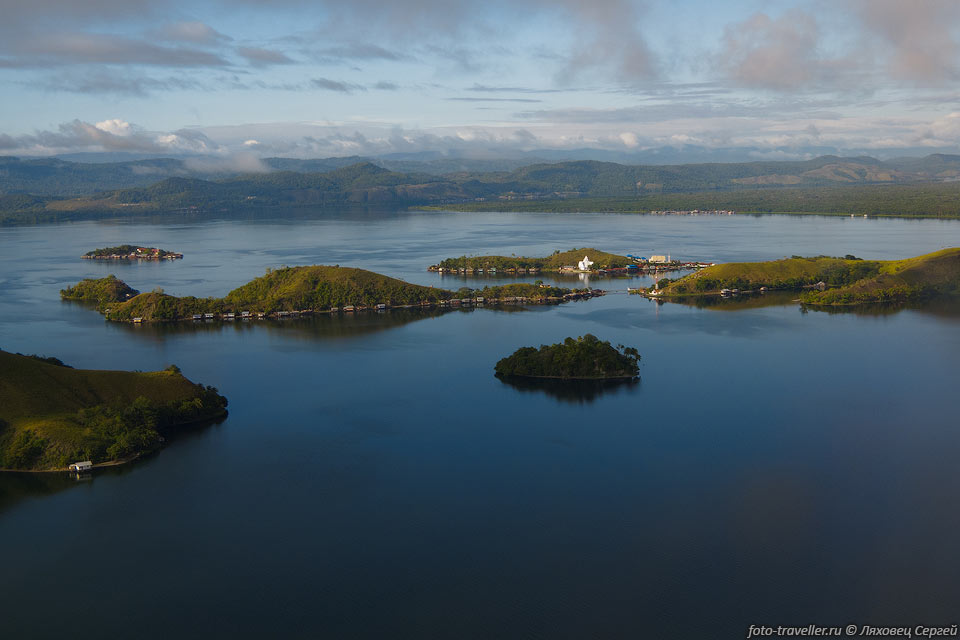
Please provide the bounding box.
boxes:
[436,183,960,218]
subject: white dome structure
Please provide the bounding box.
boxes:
[577,255,593,271]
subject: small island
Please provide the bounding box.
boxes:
[639,248,960,306]
[60,274,140,308]
[61,266,602,323]
[0,350,227,471]
[430,248,709,275]
[495,334,640,380]
[83,244,183,260]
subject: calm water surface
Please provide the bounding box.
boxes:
[2,211,960,638]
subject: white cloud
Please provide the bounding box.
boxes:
[95,118,134,136]
[619,132,639,148]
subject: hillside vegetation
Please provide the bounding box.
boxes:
[495,334,640,379]
[800,248,960,304]
[656,248,960,305]
[0,350,226,470]
[65,266,587,322]
[434,248,632,271]
[60,274,140,308]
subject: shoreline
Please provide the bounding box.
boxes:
[0,408,228,474]
[106,291,607,324]
[497,373,639,380]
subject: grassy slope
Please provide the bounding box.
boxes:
[74,267,584,323]
[102,266,455,321]
[802,248,960,304]
[658,248,960,304]
[0,350,222,470]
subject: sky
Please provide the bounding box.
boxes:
[3,0,960,164]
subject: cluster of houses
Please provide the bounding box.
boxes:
[648,210,736,216]
[83,247,183,260]
[431,265,541,274]
[128,292,605,323]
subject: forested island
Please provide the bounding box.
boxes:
[60,273,140,306]
[430,248,635,272]
[83,245,183,260]
[61,266,598,323]
[644,248,960,305]
[0,350,227,471]
[495,335,640,380]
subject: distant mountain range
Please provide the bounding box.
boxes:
[4,154,960,223]
[4,153,960,199]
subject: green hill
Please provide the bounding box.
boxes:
[97,266,454,322]
[801,248,960,304]
[495,334,640,380]
[65,267,588,323]
[0,350,227,470]
[654,248,960,305]
[60,274,140,308]
[434,248,632,271]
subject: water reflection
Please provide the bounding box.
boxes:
[101,306,541,342]
[658,291,960,319]
[496,374,641,404]
[663,290,798,310]
[0,411,228,514]
[801,296,960,318]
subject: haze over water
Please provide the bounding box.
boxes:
[2,211,960,638]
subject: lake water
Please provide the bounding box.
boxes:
[2,211,960,638]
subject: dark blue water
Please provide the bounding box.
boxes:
[2,211,959,638]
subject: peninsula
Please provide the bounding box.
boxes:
[0,350,227,471]
[495,334,640,380]
[641,248,960,305]
[61,266,600,323]
[83,244,183,260]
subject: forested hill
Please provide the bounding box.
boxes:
[7,154,960,223]
[5,153,960,197]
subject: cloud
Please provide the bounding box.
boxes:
[852,0,960,86]
[182,152,270,173]
[718,10,840,91]
[0,32,229,68]
[466,84,567,94]
[373,81,399,90]
[153,21,231,45]
[237,46,295,67]
[29,71,204,96]
[310,77,366,93]
[311,43,408,63]
[0,119,223,155]
[94,119,133,136]
[448,97,542,103]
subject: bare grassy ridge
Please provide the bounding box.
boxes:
[0,351,226,470]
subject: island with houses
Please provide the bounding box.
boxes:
[82,244,183,260]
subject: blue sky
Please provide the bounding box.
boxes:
[2,0,960,163]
